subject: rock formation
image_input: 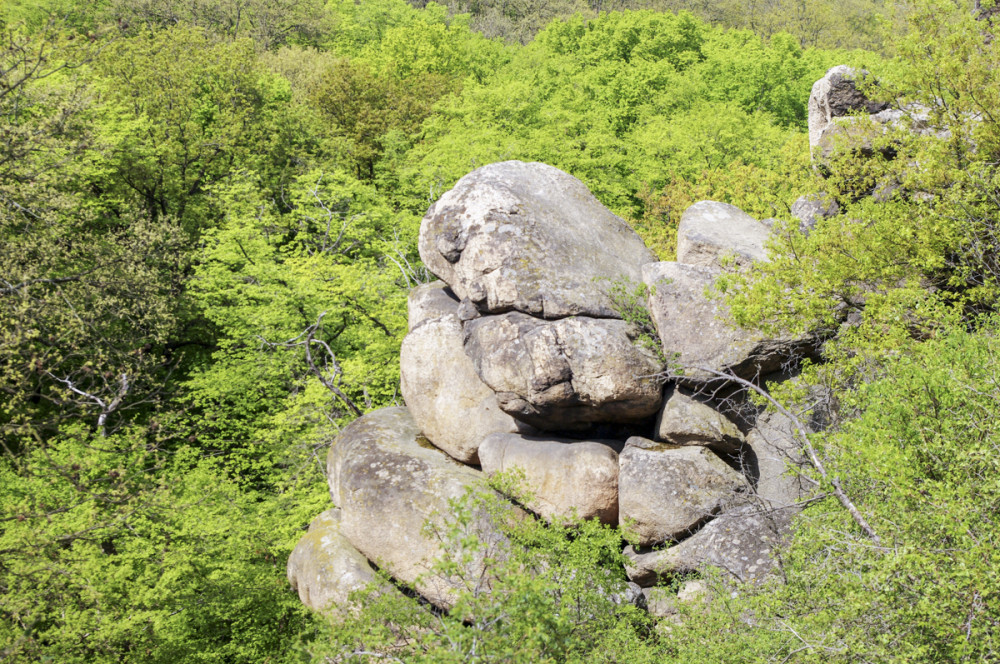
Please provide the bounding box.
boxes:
[290,160,824,619]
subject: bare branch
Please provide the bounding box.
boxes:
[258,312,363,417]
[44,372,131,438]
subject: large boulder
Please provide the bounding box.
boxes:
[479,433,620,525]
[642,261,816,385]
[655,385,744,454]
[326,407,513,609]
[618,437,748,546]
[624,505,795,586]
[419,161,657,319]
[408,280,460,331]
[463,312,664,430]
[675,201,770,270]
[400,300,532,464]
[808,65,890,161]
[287,509,394,614]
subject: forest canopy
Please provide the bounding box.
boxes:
[1,0,997,661]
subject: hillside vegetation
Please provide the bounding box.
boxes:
[0,0,997,661]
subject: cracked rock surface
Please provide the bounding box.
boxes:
[463,312,664,430]
[419,161,657,319]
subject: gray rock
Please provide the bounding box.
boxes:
[463,312,664,430]
[790,194,840,234]
[419,161,657,319]
[479,433,619,525]
[655,385,744,453]
[642,261,816,385]
[675,201,770,269]
[408,280,460,331]
[642,579,708,619]
[745,410,813,511]
[618,436,748,546]
[400,308,532,464]
[326,407,513,609]
[808,65,889,161]
[642,586,679,619]
[287,509,395,614]
[624,505,795,586]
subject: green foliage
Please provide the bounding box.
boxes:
[101,0,334,50]
[404,9,844,240]
[721,0,1000,339]
[664,324,1000,663]
[94,27,296,234]
[0,427,319,663]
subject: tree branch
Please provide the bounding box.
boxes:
[664,365,881,545]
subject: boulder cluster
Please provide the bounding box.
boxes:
[288,160,822,617]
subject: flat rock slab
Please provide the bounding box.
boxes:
[419,161,657,319]
[676,201,770,269]
[326,407,510,609]
[408,280,460,331]
[401,301,532,464]
[287,509,394,614]
[655,385,744,453]
[624,505,795,586]
[464,312,664,430]
[618,436,747,547]
[642,261,816,384]
[479,433,620,525]
[745,410,813,511]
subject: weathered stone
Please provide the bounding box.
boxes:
[642,261,816,385]
[419,161,657,319]
[642,586,679,619]
[287,509,392,614]
[624,505,795,586]
[655,385,744,453]
[675,201,770,269]
[808,65,889,160]
[790,193,840,234]
[745,410,813,511]
[326,407,512,609]
[479,433,620,524]
[641,579,708,619]
[463,312,664,430]
[400,307,532,464]
[618,437,748,547]
[408,280,460,331]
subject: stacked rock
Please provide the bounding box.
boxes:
[288,161,819,617]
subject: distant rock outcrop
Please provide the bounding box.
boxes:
[808,65,892,163]
[292,160,824,618]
